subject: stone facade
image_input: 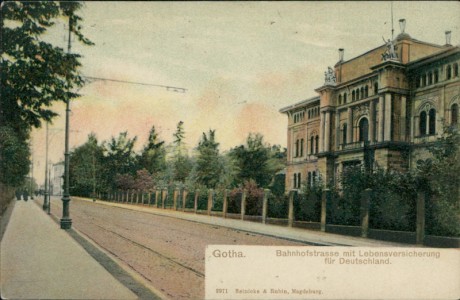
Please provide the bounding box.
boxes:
[280,24,460,191]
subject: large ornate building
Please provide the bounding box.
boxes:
[280,20,460,190]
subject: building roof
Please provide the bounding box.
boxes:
[406,45,460,70]
[279,95,320,113]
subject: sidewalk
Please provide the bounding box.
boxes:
[80,197,412,247]
[0,200,137,300]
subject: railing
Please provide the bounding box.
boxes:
[413,134,438,144]
[91,189,454,247]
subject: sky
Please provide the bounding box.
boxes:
[29,1,459,184]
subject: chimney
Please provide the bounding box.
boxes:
[399,19,406,33]
[445,30,452,45]
[338,48,344,61]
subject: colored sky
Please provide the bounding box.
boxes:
[30,1,459,184]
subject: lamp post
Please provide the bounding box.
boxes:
[43,122,50,211]
[48,163,52,214]
[60,14,73,230]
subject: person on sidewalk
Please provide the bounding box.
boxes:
[15,190,22,200]
[23,190,29,201]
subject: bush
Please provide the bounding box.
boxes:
[268,193,288,219]
[229,180,263,216]
[228,190,242,214]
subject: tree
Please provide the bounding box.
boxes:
[416,126,460,236]
[1,1,93,136]
[195,130,222,188]
[229,133,283,188]
[103,132,138,189]
[170,121,192,183]
[138,125,166,174]
[0,126,30,187]
[1,1,92,187]
[133,169,154,191]
[69,133,104,197]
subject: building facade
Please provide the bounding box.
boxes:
[280,21,460,191]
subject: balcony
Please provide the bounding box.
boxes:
[413,134,438,144]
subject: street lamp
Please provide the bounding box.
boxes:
[43,122,50,211]
[60,14,73,230]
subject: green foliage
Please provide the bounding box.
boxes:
[229,180,264,216]
[416,126,460,236]
[138,126,166,175]
[267,193,289,219]
[0,126,30,187]
[1,1,92,130]
[229,133,285,188]
[195,130,223,189]
[1,1,92,187]
[329,166,417,230]
[170,121,192,183]
[103,131,138,189]
[69,133,104,196]
[295,180,323,222]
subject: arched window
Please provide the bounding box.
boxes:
[374,82,378,95]
[297,139,301,157]
[308,172,312,187]
[454,63,459,77]
[342,123,348,145]
[356,89,360,100]
[338,94,342,105]
[420,111,427,136]
[422,74,427,86]
[428,72,433,85]
[352,90,355,101]
[361,87,365,99]
[359,118,369,142]
[452,104,459,125]
[434,70,439,83]
[315,135,319,153]
[447,65,452,80]
[416,76,420,88]
[293,173,297,188]
[300,139,304,157]
[344,93,347,103]
[297,173,301,188]
[365,86,369,98]
[310,136,314,154]
[429,109,436,135]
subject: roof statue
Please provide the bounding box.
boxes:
[324,66,336,85]
[381,37,398,61]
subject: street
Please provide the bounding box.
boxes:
[43,197,306,300]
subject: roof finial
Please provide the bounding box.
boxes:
[399,19,406,33]
[391,1,394,40]
[445,31,452,45]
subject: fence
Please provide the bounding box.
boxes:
[94,187,458,247]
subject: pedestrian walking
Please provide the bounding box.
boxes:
[23,190,29,201]
[15,190,22,200]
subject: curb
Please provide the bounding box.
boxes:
[35,199,166,300]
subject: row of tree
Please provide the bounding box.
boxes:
[1,2,92,195]
[68,122,287,198]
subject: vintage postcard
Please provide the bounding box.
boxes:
[1,1,459,299]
